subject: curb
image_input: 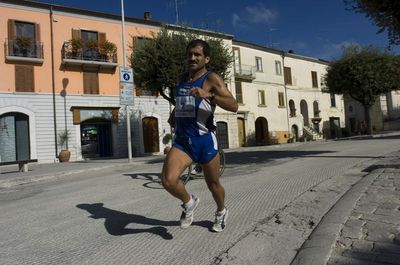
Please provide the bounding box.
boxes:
[290,168,384,265]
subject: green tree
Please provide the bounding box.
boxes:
[130,27,232,105]
[345,0,400,46]
[324,45,400,134]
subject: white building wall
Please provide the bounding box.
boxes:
[284,54,345,137]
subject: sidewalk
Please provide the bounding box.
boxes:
[292,150,400,265]
[0,155,164,188]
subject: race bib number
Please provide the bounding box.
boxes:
[175,96,195,117]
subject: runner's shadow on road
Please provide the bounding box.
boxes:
[76,203,213,239]
[77,203,177,240]
[125,173,164,189]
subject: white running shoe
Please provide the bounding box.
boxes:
[190,165,202,175]
[180,195,200,229]
[212,208,228,232]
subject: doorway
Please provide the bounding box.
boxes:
[142,117,159,153]
[237,118,246,147]
[255,117,269,145]
[81,121,112,158]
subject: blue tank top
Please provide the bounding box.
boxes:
[174,71,216,137]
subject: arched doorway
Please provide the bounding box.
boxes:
[300,100,309,126]
[216,121,229,149]
[0,112,30,162]
[255,117,269,145]
[237,118,246,147]
[291,125,299,142]
[142,117,159,153]
[81,119,112,158]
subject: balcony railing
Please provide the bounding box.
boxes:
[5,39,44,63]
[234,64,256,81]
[62,41,118,69]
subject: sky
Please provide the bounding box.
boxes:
[31,0,399,61]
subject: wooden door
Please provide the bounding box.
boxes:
[142,117,159,153]
[237,118,246,147]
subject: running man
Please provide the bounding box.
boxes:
[162,39,238,232]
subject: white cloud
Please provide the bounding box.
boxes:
[232,13,241,27]
[245,5,278,24]
[232,4,278,28]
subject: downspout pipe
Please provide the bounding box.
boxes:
[50,6,58,158]
[282,51,291,139]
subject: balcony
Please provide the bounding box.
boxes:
[234,64,256,81]
[5,38,44,63]
[62,40,118,69]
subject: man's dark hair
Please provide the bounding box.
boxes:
[186,39,210,57]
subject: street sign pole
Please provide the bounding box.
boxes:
[121,0,132,162]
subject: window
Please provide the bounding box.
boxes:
[258,90,265,105]
[278,92,285,107]
[311,71,318,88]
[284,67,292,85]
[216,122,229,149]
[289,100,296,117]
[275,61,282,75]
[83,71,99,94]
[255,57,263,72]
[81,30,99,59]
[15,65,34,92]
[235,81,243,104]
[8,20,41,58]
[330,93,336,107]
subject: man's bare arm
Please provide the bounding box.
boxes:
[205,72,238,113]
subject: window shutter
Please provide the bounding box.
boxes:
[99,32,106,43]
[284,67,292,85]
[72,109,80,124]
[15,65,34,92]
[72,28,81,39]
[8,19,15,40]
[83,71,99,94]
[35,23,41,42]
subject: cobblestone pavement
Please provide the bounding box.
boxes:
[327,164,400,265]
[292,150,400,265]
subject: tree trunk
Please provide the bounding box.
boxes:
[364,105,373,135]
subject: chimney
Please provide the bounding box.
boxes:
[144,11,151,20]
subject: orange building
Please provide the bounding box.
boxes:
[0,0,166,163]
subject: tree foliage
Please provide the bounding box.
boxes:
[345,0,400,46]
[324,44,400,132]
[130,27,232,105]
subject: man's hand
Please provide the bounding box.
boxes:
[187,87,214,100]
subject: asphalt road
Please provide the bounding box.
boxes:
[1,135,399,265]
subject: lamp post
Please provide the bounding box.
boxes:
[121,0,132,162]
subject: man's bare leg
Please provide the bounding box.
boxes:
[202,154,225,211]
[161,147,193,203]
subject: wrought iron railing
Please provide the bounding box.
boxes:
[62,41,118,63]
[6,39,44,59]
[234,64,256,80]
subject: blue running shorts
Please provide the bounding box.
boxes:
[172,132,218,164]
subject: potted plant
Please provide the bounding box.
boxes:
[69,38,82,58]
[58,129,71,162]
[15,36,32,57]
[84,39,99,59]
[99,40,116,62]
